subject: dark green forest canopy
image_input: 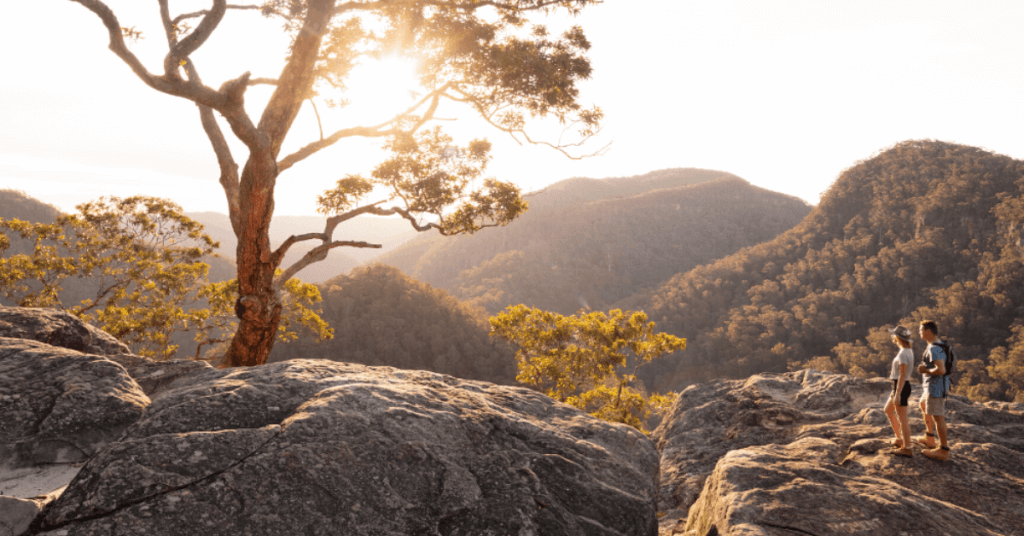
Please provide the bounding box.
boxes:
[268,264,516,384]
[638,140,1024,402]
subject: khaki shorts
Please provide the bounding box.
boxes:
[920,394,945,416]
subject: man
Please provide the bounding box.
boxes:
[915,320,951,461]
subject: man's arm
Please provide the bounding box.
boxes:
[917,347,946,375]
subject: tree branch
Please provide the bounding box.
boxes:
[172,3,262,25]
[248,78,279,86]
[257,0,336,158]
[271,203,387,268]
[275,239,381,287]
[335,0,599,15]
[70,0,265,150]
[470,99,611,160]
[276,85,449,172]
[157,0,178,48]
[309,99,324,140]
[277,126,396,173]
[164,0,228,78]
[368,205,444,233]
[198,105,242,234]
[70,0,186,94]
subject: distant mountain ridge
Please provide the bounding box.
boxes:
[0,189,62,223]
[634,140,1024,402]
[523,167,738,210]
[375,168,812,315]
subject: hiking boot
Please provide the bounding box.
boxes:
[889,447,913,458]
[915,433,937,448]
[922,446,950,461]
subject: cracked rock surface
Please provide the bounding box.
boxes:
[684,437,1012,536]
[653,370,896,516]
[0,307,129,357]
[0,339,149,470]
[654,370,1024,536]
[37,359,660,536]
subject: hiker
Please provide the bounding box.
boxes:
[915,320,951,461]
[884,325,915,457]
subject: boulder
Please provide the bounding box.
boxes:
[0,305,211,400]
[0,307,129,356]
[0,488,65,536]
[652,370,895,516]
[36,359,660,536]
[683,437,1014,536]
[101,352,212,400]
[654,370,1024,536]
[0,338,149,470]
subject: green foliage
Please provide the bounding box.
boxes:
[0,196,330,360]
[194,272,333,361]
[490,305,685,432]
[269,264,515,384]
[318,127,527,235]
[64,0,606,367]
[987,323,1024,402]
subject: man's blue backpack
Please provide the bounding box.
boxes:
[933,340,956,396]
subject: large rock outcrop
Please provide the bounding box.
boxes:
[0,339,149,470]
[654,370,1024,536]
[0,307,660,535]
[25,359,659,536]
[0,307,129,357]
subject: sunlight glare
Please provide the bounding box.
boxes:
[344,55,422,123]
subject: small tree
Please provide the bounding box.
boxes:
[0,196,329,360]
[66,0,604,366]
[490,305,685,432]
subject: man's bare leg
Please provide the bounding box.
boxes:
[916,399,936,447]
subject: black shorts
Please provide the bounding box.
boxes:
[891,380,912,407]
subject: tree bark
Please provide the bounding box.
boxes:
[222,0,336,367]
[224,152,280,367]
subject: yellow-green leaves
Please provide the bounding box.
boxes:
[280,274,334,343]
[0,196,330,362]
[192,272,333,360]
[316,175,374,216]
[490,305,685,432]
[316,126,527,236]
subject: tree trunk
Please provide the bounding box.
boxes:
[225,152,282,367]
[220,0,338,367]
[226,286,282,367]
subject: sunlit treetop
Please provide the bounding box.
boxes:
[67,0,605,367]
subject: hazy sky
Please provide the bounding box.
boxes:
[1,1,1021,216]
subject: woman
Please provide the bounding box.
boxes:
[885,325,915,457]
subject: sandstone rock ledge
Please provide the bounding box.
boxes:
[654,370,1024,536]
[26,359,660,536]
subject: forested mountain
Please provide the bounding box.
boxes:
[187,212,418,283]
[375,169,812,315]
[0,189,62,221]
[0,189,63,255]
[637,140,1024,402]
[268,264,516,384]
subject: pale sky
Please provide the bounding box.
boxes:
[1,1,1022,216]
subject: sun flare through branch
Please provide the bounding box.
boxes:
[342,55,422,121]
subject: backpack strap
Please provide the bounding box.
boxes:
[934,341,952,397]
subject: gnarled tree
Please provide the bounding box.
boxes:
[68,0,603,366]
